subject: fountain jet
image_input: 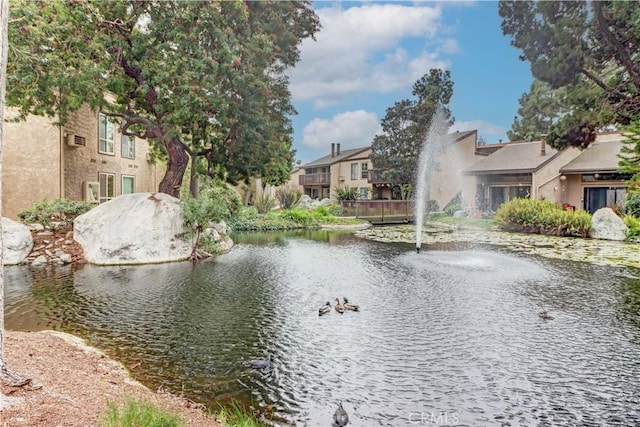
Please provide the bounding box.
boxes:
[414,107,450,251]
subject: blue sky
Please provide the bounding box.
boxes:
[286,1,534,164]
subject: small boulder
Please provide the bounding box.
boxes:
[2,217,34,265]
[589,207,628,241]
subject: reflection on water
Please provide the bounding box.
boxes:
[5,231,640,426]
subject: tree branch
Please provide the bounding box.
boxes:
[593,2,640,92]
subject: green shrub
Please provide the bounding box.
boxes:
[198,180,242,217]
[443,203,462,216]
[280,208,319,226]
[626,193,640,217]
[324,204,341,216]
[99,398,184,427]
[494,198,591,237]
[18,198,93,228]
[227,208,300,231]
[275,186,303,210]
[333,186,359,201]
[624,214,640,242]
[253,193,278,214]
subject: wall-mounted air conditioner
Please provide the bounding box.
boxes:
[66,134,86,148]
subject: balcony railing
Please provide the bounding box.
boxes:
[299,172,331,186]
[368,169,390,184]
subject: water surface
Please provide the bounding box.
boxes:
[5,230,640,426]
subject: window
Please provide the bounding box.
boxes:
[351,163,358,180]
[122,175,135,195]
[359,187,369,200]
[98,173,115,203]
[98,114,115,155]
[121,134,135,159]
[361,162,369,179]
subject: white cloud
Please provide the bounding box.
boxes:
[289,3,452,108]
[301,110,382,152]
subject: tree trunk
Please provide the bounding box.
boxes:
[0,0,30,388]
[158,136,189,198]
[189,151,199,198]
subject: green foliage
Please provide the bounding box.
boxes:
[8,0,320,197]
[444,203,462,216]
[253,193,278,214]
[507,80,568,142]
[499,1,640,150]
[227,205,365,232]
[280,208,320,226]
[623,215,640,242]
[227,208,299,231]
[626,192,640,217]
[17,198,93,228]
[182,196,228,232]
[494,198,592,237]
[199,181,242,217]
[619,120,640,192]
[371,69,454,196]
[216,400,268,427]
[333,186,360,201]
[275,186,303,210]
[98,399,184,427]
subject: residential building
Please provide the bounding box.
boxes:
[3,104,164,219]
[464,132,629,213]
[297,143,371,200]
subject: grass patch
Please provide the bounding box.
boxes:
[216,400,269,427]
[98,398,184,427]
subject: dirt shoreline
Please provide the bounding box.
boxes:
[1,330,221,427]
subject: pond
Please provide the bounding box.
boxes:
[5,230,640,426]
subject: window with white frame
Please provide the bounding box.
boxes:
[361,162,369,179]
[98,173,115,203]
[121,134,135,159]
[98,114,115,155]
[122,175,135,195]
[351,163,358,180]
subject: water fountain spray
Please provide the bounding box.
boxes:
[414,107,450,252]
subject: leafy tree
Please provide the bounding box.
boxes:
[619,120,640,193]
[508,80,569,142]
[1,0,30,388]
[370,69,454,199]
[8,0,319,198]
[499,1,640,150]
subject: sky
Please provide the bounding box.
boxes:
[286,1,534,165]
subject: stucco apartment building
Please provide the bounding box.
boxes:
[464,131,629,214]
[296,143,372,200]
[294,130,499,210]
[3,104,164,219]
[292,129,629,215]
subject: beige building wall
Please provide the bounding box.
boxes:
[532,145,581,203]
[330,148,372,199]
[3,105,164,220]
[62,104,161,202]
[3,110,63,219]
[429,132,480,211]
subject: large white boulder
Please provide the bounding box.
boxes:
[589,207,628,241]
[2,217,33,265]
[74,193,192,265]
